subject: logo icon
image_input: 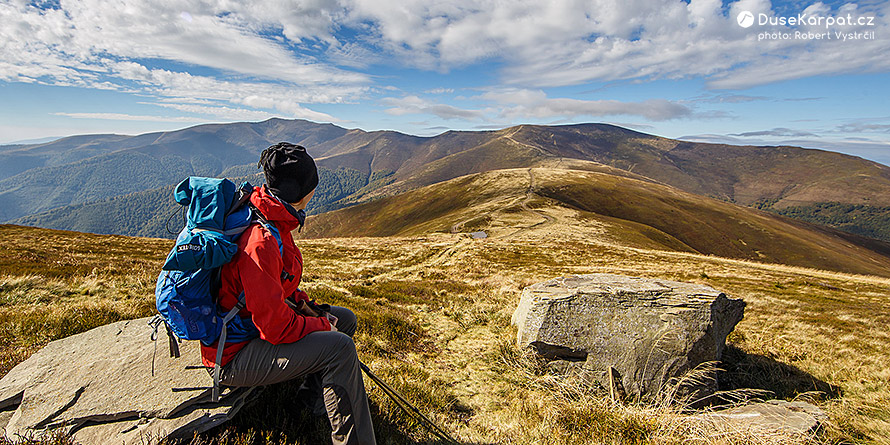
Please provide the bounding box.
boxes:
[737,11,755,28]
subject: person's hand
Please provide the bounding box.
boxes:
[325,312,339,328]
[293,299,321,317]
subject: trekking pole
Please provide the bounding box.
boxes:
[359,362,460,444]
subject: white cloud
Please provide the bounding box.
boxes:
[838,123,890,134]
[342,0,890,89]
[53,112,208,123]
[382,95,487,120]
[0,0,364,84]
[2,0,888,133]
[687,93,769,104]
[730,127,818,137]
[482,89,693,121]
[143,104,277,121]
[110,63,361,107]
[381,89,695,122]
[604,122,656,131]
[0,0,367,125]
[149,101,339,122]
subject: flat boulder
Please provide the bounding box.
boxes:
[512,274,745,402]
[0,317,257,444]
[694,400,826,436]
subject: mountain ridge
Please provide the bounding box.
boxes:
[6,118,890,244]
[303,166,890,277]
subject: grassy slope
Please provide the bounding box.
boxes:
[505,124,890,208]
[304,167,890,278]
[1,223,890,444]
[0,225,168,376]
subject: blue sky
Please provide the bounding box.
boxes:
[1,0,889,165]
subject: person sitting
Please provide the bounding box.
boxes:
[201,142,376,445]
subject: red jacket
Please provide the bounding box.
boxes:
[201,186,331,368]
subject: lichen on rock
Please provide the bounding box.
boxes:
[512,274,746,403]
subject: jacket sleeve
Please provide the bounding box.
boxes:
[237,228,330,344]
[292,246,311,303]
[294,289,310,302]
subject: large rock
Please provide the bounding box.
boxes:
[0,318,257,444]
[512,274,745,402]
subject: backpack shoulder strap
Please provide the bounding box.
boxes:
[252,214,293,282]
[248,205,284,257]
[225,182,253,218]
[212,291,247,402]
[210,209,288,402]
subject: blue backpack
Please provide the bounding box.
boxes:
[151,176,283,402]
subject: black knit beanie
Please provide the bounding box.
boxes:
[258,142,319,204]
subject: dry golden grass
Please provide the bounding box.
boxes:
[2,217,889,444]
[294,223,890,444]
[0,225,165,377]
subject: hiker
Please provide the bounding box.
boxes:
[201,142,376,445]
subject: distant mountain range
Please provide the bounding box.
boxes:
[5,118,890,248]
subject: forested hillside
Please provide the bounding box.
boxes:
[13,167,394,237]
[771,202,890,242]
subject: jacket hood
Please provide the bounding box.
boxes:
[250,185,301,233]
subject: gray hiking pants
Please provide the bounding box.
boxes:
[219,306,376,445]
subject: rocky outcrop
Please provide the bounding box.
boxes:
[0,318,257,444]
[512,274,745,402]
